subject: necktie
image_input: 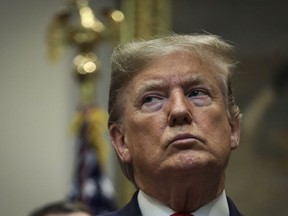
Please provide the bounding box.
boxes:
[171,213,193,216]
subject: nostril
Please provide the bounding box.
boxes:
[173,118,177,124]
[172,115,190,125]
[167,100,193,126]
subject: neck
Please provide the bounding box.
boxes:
[137,172,225,212]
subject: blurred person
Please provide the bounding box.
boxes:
[102,34,242,216]
[29,200,93,216]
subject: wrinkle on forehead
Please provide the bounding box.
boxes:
[123,51,227,107]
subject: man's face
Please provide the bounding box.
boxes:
[110,52,240,187]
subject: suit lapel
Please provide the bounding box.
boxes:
[227,196,243,216]
[117,191,142,216]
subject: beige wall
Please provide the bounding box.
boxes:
[0,1,76,215]
[0,1,114,215]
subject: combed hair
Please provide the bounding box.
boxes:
[108,34,242,186]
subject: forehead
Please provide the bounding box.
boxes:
[128,52,220,91]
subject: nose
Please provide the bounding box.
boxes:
[167,90,193,127]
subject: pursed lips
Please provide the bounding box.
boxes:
[168,133,203,147]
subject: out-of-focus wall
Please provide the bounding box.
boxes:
[0,0,115,215]
[0,1,75,215]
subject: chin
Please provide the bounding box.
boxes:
[172,151,223,171]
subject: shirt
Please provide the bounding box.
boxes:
[138,190,229,216]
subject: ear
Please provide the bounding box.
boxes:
[109,123,132,163]
[229,119,241,150]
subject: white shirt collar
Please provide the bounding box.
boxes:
[138,190,229,216]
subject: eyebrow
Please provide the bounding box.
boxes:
[134,78,166,98]
[180,74,214,90]
[134,73,216,97]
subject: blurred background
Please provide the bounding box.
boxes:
[0,0,287,215]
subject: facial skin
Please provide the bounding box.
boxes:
[110,52,240,212]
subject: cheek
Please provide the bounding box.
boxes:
[196,109,232,168]
[124,114,165,152]
[126,112,165,134]
[197,107,231,146]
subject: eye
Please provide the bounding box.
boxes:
[141,95,165,112]
[143,95,159,104]
[142,95,163,105]
[187,88,212,106]
[188,89,208,97]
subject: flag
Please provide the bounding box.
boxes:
[68,106,116,215]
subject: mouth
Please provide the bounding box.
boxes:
[168,133,202,147]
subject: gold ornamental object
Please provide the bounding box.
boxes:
[47,0,124,105]
[47,0,123,79]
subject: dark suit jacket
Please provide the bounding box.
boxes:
[99,191,242,216]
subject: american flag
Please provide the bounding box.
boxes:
[68,107,116,215]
